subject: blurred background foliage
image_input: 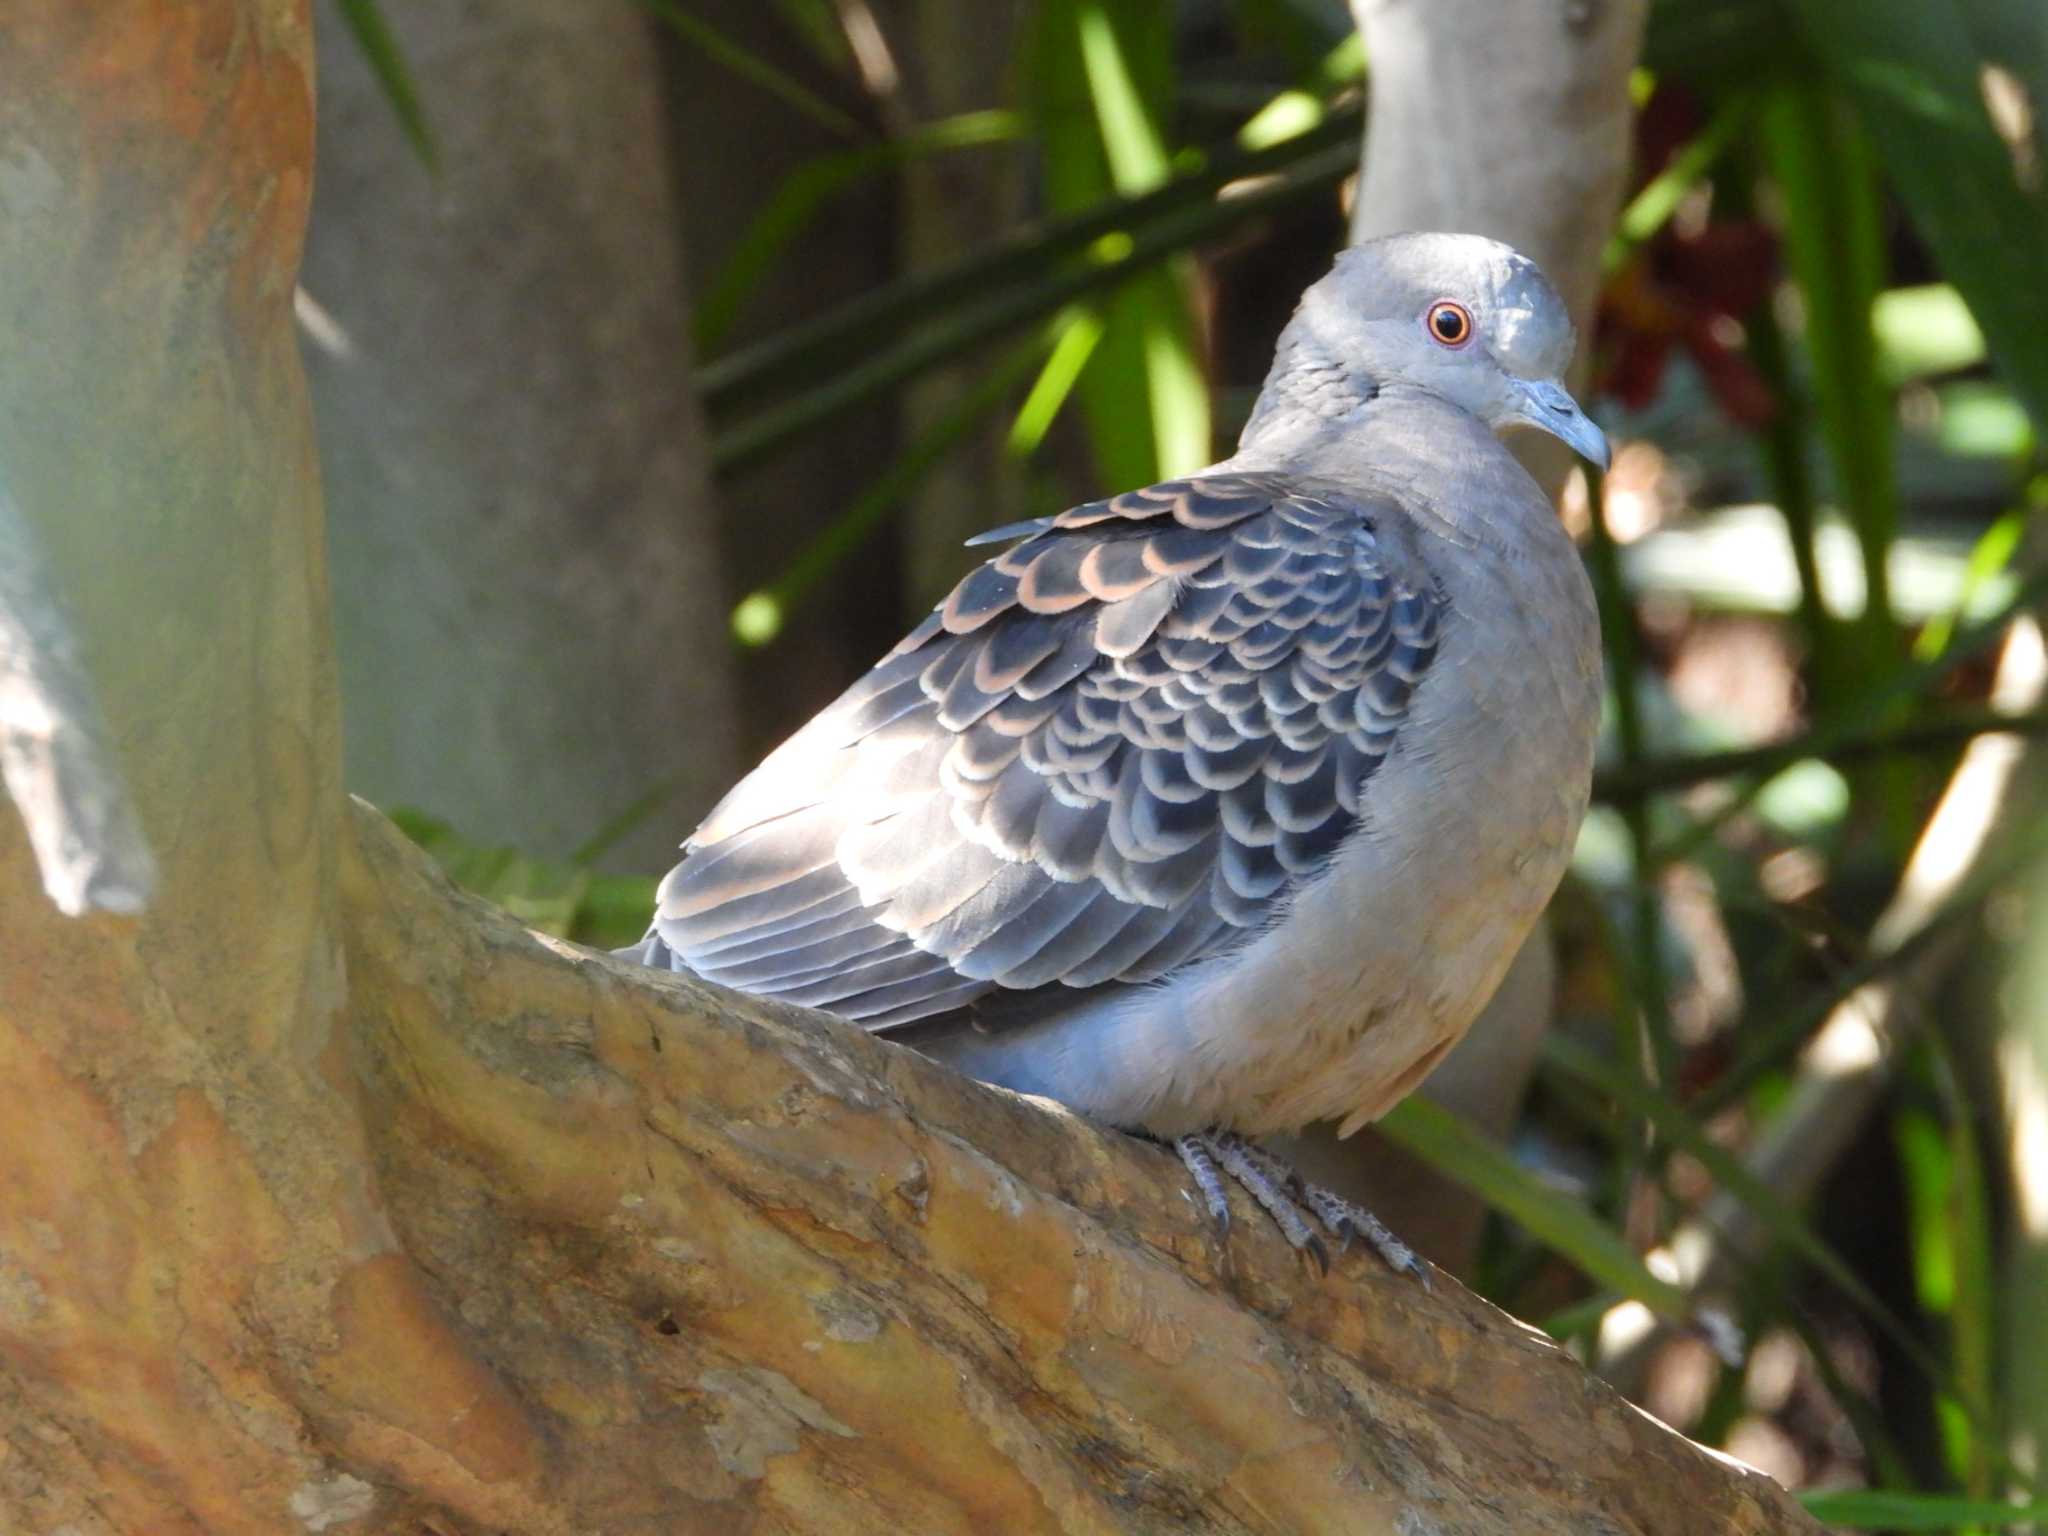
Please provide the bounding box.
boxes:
[325,0,2048,1527]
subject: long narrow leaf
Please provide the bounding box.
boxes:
[1549,1032,1982,1412]
[1376,1098,1690,1319]
[1800,1490,2048,1532]
[1237,32,1365,150]
[1036,0,1210,487]
[333,0,438,171]
[1791,0,2048,430]
[696,111,1025,353]
[1603,96,1751,274]
[1760,85,1899,649]
[708,141,1353,471]
[729,335,1050,643]
[1008,306,1107,457]
[634,0,863,140]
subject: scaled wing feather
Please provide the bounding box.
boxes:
[654,473,1443,1031]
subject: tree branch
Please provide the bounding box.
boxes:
[337,797,1817,1533]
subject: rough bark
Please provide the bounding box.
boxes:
[0,2,1820,1531]
[306,0,739,870]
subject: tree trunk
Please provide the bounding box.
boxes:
[306,0,740,871]
[0,3,1820,1530]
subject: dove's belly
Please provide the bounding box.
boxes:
[926,521,1600,1138]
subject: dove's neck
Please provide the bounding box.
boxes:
[1228,327,1544,548]
[1235,317,1382,448]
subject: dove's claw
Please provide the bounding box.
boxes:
[1171,1130,1428,1283]
[1173,1133,1232,1236]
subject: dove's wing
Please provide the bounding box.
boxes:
[650,472,1443,1031]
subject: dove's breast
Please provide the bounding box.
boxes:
[1142,495,1598,1135]
[934,464,1602,1140]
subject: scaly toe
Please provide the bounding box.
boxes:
[1300,1184,1430,1286]
[1173,1133,1233,1236]
[1171,1130,1427,1283]
[1211,1134,1325,1265]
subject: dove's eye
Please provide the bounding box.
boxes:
[1426,301,1473,348]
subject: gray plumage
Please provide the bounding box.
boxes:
[639,233,1605,1221]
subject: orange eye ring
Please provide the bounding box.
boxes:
[1426,300,1474,348]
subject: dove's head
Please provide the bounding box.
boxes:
[1264,231,1609,468]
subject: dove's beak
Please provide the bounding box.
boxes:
[1509,377,1610,470]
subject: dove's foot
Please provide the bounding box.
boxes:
[1172,1130,1429,1285]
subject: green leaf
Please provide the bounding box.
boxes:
[1875,285,1988,385]
[1075,2,1174,194]
[1237,33,1365,150]
[1799,1490,2048,1531]
[695,107,1358,421]
[1759,84,1898,641]
[696,111,1026,354]
[388,808,656,948]
[1789,0,2048,430]
[1604,95,1751,274]
[333,0,438,171]
[703,147,1352,472]
[633,0,864,140]
[1375,1098,1690,1319]
[1024,0,1210,488]
[574,873,662,950]
[729,335,1050,643]
[1008,306,1107,457]
[1547,1032,1983,1412]
[1912,506,2024,660]
[389,810,590,937]
[1935,382,2037,459]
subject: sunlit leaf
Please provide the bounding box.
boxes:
[1913,506,2024,660]
[1008,306,1107,456]
[1603,96,1750,274]
[1875,284,1988,384]
[1233,25,1366,154]
[1935,382,2036,459]
[695,108,1358,425]
[705,146,1352,471]
[1547,1032,1965,1401]
[1032,0,1210,487]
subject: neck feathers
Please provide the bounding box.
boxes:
[1238,318,1380,453]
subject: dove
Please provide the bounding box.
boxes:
[633,232,1605,1277]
